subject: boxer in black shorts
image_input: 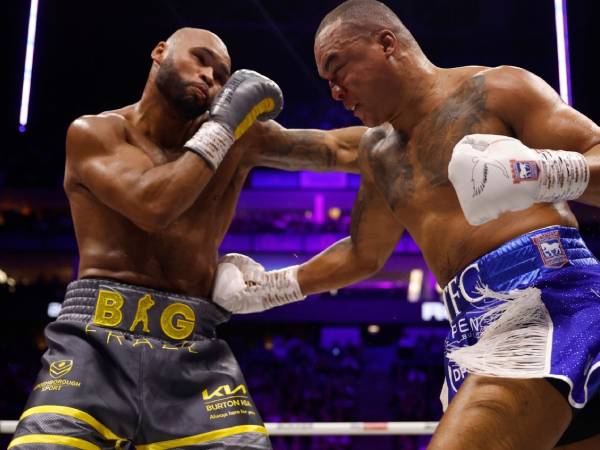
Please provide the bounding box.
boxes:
[9,27,365,449]
[11,279,267,449]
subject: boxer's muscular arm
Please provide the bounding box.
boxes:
[487,66,600,206]
[297,148,403,294]
[213,137,402,313]
[243,120,365,173]
[66,115,214,232]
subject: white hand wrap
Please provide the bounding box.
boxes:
[259,266,306,309]
[184,121,234,170]
[212,253,306,314]
[449,134,589,225]
[535,149,589,202]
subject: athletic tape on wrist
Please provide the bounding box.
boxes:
[184,121,234,170]
[263,265,306,309]
[536,150,589,202]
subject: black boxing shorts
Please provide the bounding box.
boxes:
[9,278,271,449]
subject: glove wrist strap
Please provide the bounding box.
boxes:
[262,265,306,309]
[185,121,234,170]
[535,150,589,203]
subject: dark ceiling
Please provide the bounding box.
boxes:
[4,0,600,187]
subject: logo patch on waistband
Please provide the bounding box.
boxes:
[531,231,568,268]
[510,160,539,183]
[49,360,73,378]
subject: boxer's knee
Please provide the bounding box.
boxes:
[463,376,559,416]
[431,375,572,450]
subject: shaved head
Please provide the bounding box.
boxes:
[316,0,416,49]
[165,27,229,62]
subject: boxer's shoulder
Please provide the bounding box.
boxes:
[357,124,403,182]
[65,112,135,191]
[360,124,407,168]
[443,65,534,104]
[479,66,560,127]
[479,65,534,84]
[360,123,394,151]
[68,111,128,145]
[478,66,552,104]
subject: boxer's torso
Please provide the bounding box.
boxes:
[65,105,258,298]
[364,67,578,285]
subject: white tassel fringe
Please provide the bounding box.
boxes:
[447,286,552,378]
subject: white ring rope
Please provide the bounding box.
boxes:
[264,421,439,435]
[1,421,18,434]
[0,420,438,436]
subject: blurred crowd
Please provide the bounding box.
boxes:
[0,208,354,238]
[0,207,72,235]
[227,331,444,450]
[229,210,351,234]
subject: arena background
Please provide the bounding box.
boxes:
[2,1,600,449]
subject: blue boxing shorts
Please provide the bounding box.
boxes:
[10,278,271,450]
[441,226,600,445]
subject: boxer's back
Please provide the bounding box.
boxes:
[363,66,578,284]
[65,104,253,298]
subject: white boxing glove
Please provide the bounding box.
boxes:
[448,134,589,225]
[212,253,306,314]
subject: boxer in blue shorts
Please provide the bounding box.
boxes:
[441,225,600,447]
[212,1,600,448]
[9,27,365,449]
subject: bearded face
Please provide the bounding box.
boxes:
[155,55,210,120]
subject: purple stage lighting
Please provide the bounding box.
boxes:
[554,0,572,105]
[19,0,39,132]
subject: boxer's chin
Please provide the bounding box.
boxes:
[360,113,383,128]
[175,95,209,120]
[355,108,383,127]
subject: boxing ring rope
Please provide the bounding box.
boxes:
[264,421,439,435]
[0,420,438,436]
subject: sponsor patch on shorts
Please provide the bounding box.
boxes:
[531,231,568,268]
[49,360,73,378]
[510,160,539,183]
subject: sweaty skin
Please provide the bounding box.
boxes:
[64,28,364,298]
[293,17,600,450]
[298,23,600,293]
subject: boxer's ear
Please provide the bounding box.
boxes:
[151,41,167,64]
[375,30,397,57]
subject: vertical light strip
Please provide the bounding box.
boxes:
[19,0,40,132]
[554,0,572,105]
